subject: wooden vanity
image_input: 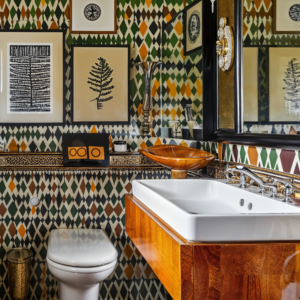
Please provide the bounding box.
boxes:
[126,194,300,300]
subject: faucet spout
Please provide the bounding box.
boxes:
[226,165,277,196]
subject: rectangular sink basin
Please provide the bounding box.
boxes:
[132,179,300,242]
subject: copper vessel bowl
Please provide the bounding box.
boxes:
[139,145,215,179]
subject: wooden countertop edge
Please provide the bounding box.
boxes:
[126,194,190,246]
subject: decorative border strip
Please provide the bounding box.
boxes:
[0,153,158,168]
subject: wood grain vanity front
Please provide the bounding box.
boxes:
[126,194,300,300]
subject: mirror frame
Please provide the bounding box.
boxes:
[203,0,300,150]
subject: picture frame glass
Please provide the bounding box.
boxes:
[185,0,202,55]
[0,31,64,124]
[274,0,300,33]
[73,46,129,124]
[269,48,300,122]
[71,0,116,33]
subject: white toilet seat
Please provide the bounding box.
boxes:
[47,256,117,274]
[46,229,118,300]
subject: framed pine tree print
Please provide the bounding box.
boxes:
[269,48,300,122]
[0,30,65,125]
[71,45,130,125]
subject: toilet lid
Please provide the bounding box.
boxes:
[47,229,118,267]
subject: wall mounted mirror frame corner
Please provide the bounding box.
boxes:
[205,0,300,150]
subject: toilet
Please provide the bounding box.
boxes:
[47,229,118,300]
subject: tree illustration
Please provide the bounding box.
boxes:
[9,45,51,113]
[283,58,300,115]
[88,57,114,110]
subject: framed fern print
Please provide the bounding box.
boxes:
[71,45,130,125]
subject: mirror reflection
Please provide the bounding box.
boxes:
[161,4,203,140]
[243,0,300,135]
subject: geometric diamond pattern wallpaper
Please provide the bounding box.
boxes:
[0,0,199,152]
[162,11,202,133]
[0,169,172,299]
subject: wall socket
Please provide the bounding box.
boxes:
[0,138,5,152]
[130,44,137,59]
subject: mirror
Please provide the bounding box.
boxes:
[243,0,300,135]
[161,0,203,140]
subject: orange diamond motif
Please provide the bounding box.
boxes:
[196,78,203,96]
[125,264,134,279]
[180,140,188,147]
[8,139,18,152]
[90,126,97,133]
[20,141,27,152]
[174,20,183,36]
[185,82,192,98]
[140,141,148,149]
[170,108,177,120]
[139,21,148,37]
[146,0,151,8]
[91,182,96,193]
[18,225,26,239]
[138,103,143,116]
[154,138,162,146]
[8,181,15,193]
[139,43,148,61]
[124,244,134,258]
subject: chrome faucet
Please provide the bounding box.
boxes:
[226,165,278,197]
[268,178,300,203]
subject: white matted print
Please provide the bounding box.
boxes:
[185,0,202,56]
[0,31,64,124]
[269,48,300,122]
[70,0,117,34]
[8,43,53,114]
[72,46,129,124]
[274,0,300,33]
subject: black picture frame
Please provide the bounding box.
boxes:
[70,45,130,126]
[63,133,110,167]
[183,0,203,56]
[0,29,66,127]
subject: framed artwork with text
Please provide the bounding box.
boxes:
[0,30,65,125]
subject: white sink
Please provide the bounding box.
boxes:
[132,179,300,242]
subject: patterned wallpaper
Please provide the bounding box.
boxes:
[0,0,161,152]
[162,10,202,133]
[0,0,199,153]
[0,168,172,299]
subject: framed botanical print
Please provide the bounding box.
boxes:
[184,0,203,56]
[269,47,300,122]
[273,0,300,34]
[0,30,65,125]
[70,0,117,34]
[71,45,130,125]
